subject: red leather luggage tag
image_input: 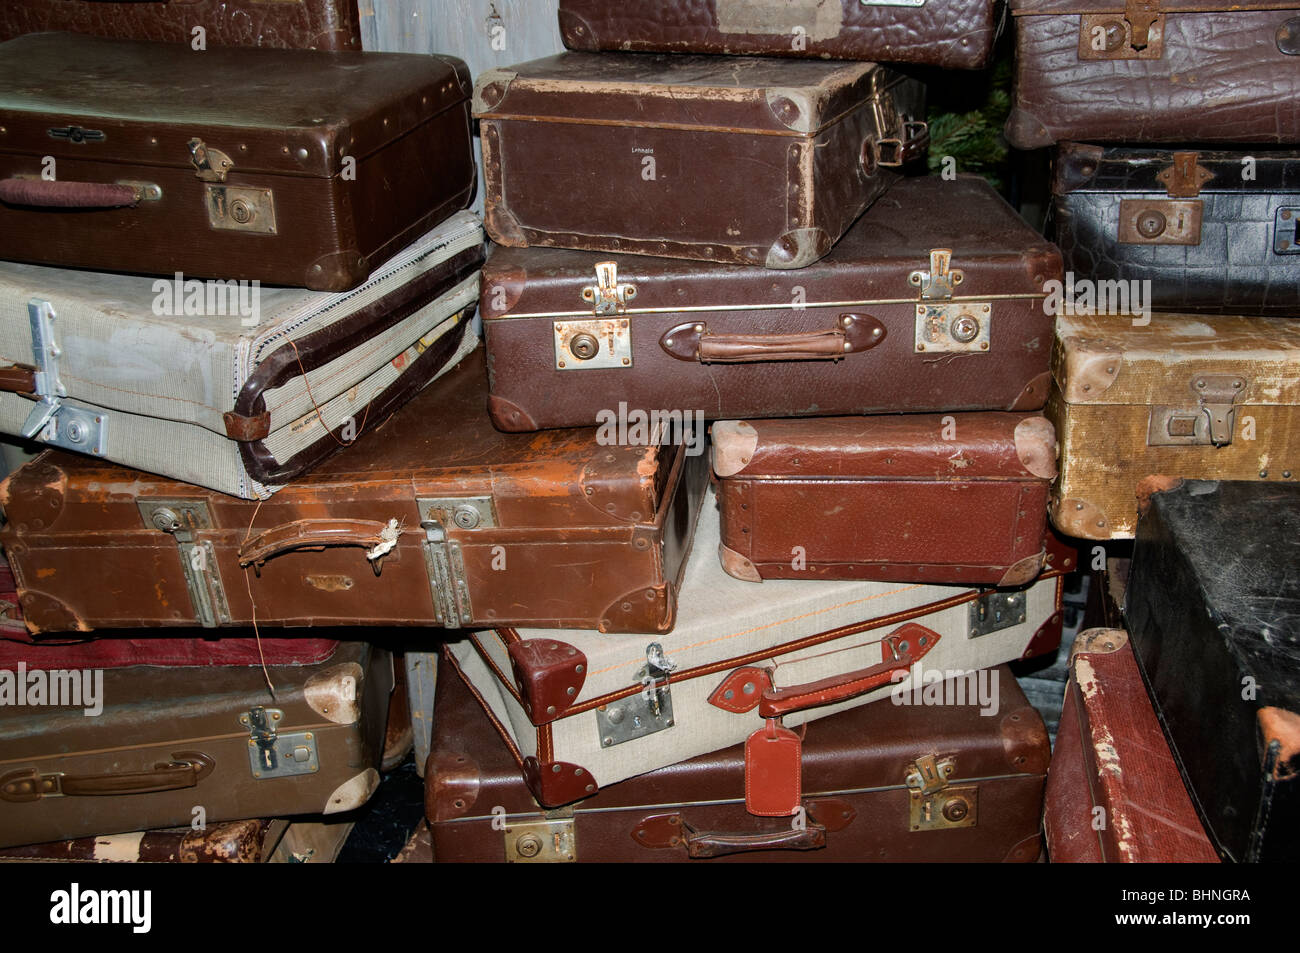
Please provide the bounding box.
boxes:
[745,718,802,817]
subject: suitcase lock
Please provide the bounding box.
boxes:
[240,706,320,780]
[906,755,978,831]
[138,499,231,628]
[1148,376,1247,447]
[595,643,676,748]
[1078,0,1164,60]
[188,138,277,234]
[18,299,111,458]
[909,250,993,354]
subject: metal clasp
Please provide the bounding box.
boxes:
[19,300,110,456]
[1148,376,1246,448]
[581,262,636,315]
[188,139,233,183]
[138,500,231,628]
[240,707,319,780]
[417,497,495,628]
[906,755,977,831]
[908,249,963,300]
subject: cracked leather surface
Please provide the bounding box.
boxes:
[1050,145,1300,313]
[0,0,360,49]
[559,0,998,69]
[1007,11,1300,147]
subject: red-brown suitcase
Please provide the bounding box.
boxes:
[482,175,1062,432]
[0,348,709,636]
[712,413,1059,586]
[429,652,1050,862]
[474,52,926,269]
[0,33,474,292]
[0,820,275,863]
[558,0,1000,69]
[0,0,361,49]
[1043,628,1219,862]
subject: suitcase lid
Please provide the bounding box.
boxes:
[1052,312,1300,407]
[482,176,1059,320]
[710,413,1058,483]
[1011,0,1295,13]
[0,33,469,177]
[473,52,892,136]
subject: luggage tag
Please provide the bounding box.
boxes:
[708,622,941,817]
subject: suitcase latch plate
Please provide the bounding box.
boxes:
[1078,0,1164,59]
[138,499,231,628]
[1274,207,1298,254]
[19,299,111,458]
[204,185,277,235]
[554,318,632,370]
[505,810,576,863]
[581,261,636,315]
[595,643,676,748]
[969,590,1027,637]
[1117,199,1202,245]
[908,248,963,300]
[1147,375,1246,447]
[240,707,320,780]
[188,139,234,183]
[906,755,977,831]
[417,497,494,629]
[914,302,991,353]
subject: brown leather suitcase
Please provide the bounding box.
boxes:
[482,175,1062,432]
[558,0,1000,69]
[1006,0,1300,148]
[474,52,926,269]
[0,820,276,863]
[1043,628,1219,863]
[0,0,361,49]
[429,652,1049,862]
[0,348,709,635]
[0,33,475,292]
[712,412,1059,586]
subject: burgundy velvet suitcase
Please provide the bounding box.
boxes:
[0,0,361,49]
[482,175,1062,432]
[558,0,1000,70]
[429,653,1050,862]
[713,413,1059,586]
[1043,628,1218,863]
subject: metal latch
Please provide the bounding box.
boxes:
[1275,207,1298,254]
[240,707,320,780]
[595,643,675,748]
[417,496,496,629]
[138,499,231,628]
[19,299,109,457]
[908,249,963,300]
[1156,152,1213,198]
[906,755,977,831]
[504,809,576,863]
[1118,151,1212,245]
[188,138,276,233]
[1079,0,1164,59]
[188,139,233,183]
[969,590,1027,637]
[1147,375,1246,448]
[581,262,636,315]
[553,317,632,370]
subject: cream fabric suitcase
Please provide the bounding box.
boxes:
[1047,311,1300,540]
[0,212,483,499]
[446,491,1073,808]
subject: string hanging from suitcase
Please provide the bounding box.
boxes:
[284,336,381,448]
[242,496,275,698]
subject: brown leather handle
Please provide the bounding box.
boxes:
[875,121,930,168]
[660,313,885,364]
[631,813,825,857]
[238,518,392,568]
[0,179,141,209]
[0,751,215,802]
[0,365,37,394]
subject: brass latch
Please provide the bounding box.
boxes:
[1156,152,1214,198]
[908,248,963,300]
[1147,375,1247,448]
[1079,0,1164,59]
[188,139,234,183]
[906,755,977,831]
[581,262,637,315]
[1125,0,1161,49]
[504,809,576,863]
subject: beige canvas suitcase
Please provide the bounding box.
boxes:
[1047,311,1300,540]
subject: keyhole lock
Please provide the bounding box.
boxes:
[452,504,481,530]
[229,199,254,225]
[942,797,971,823]
[1136,208,1167,238]
[949,314,980,343]
[151,507,183,533]
[64,420,87,444]
[569,333,600,361]
[515,834,542,858]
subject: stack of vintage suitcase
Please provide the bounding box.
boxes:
[0,0,1291,864]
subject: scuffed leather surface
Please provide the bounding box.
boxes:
[1008,11,1300,147]
[559,0,997,69]
[0,0,361,49]
[1050,145,1300,313]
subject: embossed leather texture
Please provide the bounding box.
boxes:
[558,0,998,69]
[0,0,361,49]
[1051,143,1300,314]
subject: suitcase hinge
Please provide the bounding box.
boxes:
[969,590,1027,637]
[1079,0,1164,59]
[417,497,496,628]
[594,643,676,748]
[18,299,110,458]
[581,262,637,315]
[138,499,231,628]
[1147,375,1247,448]
[906,755,978,831]
[504,807,576,863]
[239,706,320,780]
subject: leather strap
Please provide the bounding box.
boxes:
[0,365,37,394]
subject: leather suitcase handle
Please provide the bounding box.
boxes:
[632,798,855,858]
[0,751,215,802]
[872,121,929,168]
[0,365,37,394]
[660,313,885,363]
[239,518,394,569]
[0,179,142,209]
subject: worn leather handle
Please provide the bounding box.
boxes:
[0,179,141,209]
[0,365,37,394]
[873,121,930,168]
[238,518,392,568]
[660,313,885,364]
[0,751,215,802]
[631,813,825,857]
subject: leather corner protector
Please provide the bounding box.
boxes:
[1020,611,1063,661]
[304,249,367,292]
[766,227,831,270]
[1136,475,1183,518]
[471,69,517,116]
[1050,497,1113,540]
[1003,108,1054,151]
[486,393,538,432]
[1063,348,1123,402]
[15,591,88,636]
[712,420,758,478]
[1014,415,1059,479]
[580,445,658,524]
[597,583,671,634]
[998,551,1045,588]
[1257,707,1300,778]
[521,757,597,808]
[507,638,587,726]
[304,661,364,725]
[557,8,598,48]
[479,261,526,317]
[1008,370,1051,412]
[707,666,773,714]
[427,750,481,821]
[1001,832,1043,863]
[1001,704,1050,776]
[1042,529,1077,576]
[1052,142,1106,194]
[484,200,526,247]
[718,542,762,582]
[1070,627,1129,663]
[5,458,68,530]
[323,767,380,814]
[764,88,814,134]
[222,410,272,442]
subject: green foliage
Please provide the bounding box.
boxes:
[923,47,1015,191]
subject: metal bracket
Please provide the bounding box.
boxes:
[18,300,111,457]
[1117,199,1202,245]
[1274,207,1298,254]
[906,755,977,831]
[914,301,991,353]
[417,497,494,629]
[137,499,232,629]
[504,810,576,862]
[1156,152,1213,198]
[553,317,633,370]
[596,643,676,748]
[908,249,963,300]
[204,185,277,234]
[1147,375,1246,447]
[1078,0,1164,59]
[969,590,1027,637]
[239,707,320,780]
[581,261,636,315]
[188,139,234,183]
